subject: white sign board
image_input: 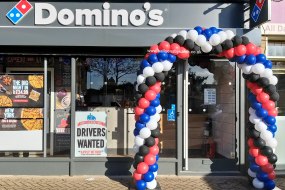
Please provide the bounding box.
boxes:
[75,111,107,157]
[204,88,216,105]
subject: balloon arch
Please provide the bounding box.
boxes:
[132,26,279,190]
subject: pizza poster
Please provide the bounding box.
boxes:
[0,74,44,108]
[75,112,107,157]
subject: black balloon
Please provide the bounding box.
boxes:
[193,44,201,53]
[249,74,260,82]
[163,71,169,77]
[174,35,185,46]
[232,35,243,46]
[249,128,260,139]
[139,145,150,156]
[151,128,160,138]
[257,77,270,88]
[212,44,223,54]
[270,92,280,102]
[134,153,144,163]
[265,84,277,94]
[253,138,266,148]
[184,39,195,50]
[269,154,278,164]
[242,36,250,45]
[154,73,165,82]
[145,76,157,86]
[135,93,143,100]
[138,83,149,94]
[242,73,250,80]
[260,146,273,157]
[145,137,155,147]
[133,161,138,169]
[222,40,233,50]
[165,36,174,44]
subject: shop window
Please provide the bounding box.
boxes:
[268,41,285,57]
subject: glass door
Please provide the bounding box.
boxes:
[184,57,239,172]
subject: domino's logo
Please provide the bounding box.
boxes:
[6,0,33,25]
[251,0,265,22]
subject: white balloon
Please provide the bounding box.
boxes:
[237,63,245,69]
[218,31,227,43]
[143,67,155,77]
[195,35,207,47]
[146,179,157,190]
[201,42,212,53]
[225,30,235,40]
[137,75,145,84]
[260,130,273,141]
[134,136,145,147]
[139,127,151,139]
[249,107,255,115]
[156,105,162,114]
[186,29,198,41]
[253,178,264,189]
[170,33,177,38]
[273,148,276,153]
[209,34,221,46]
[152,62,164,73]
[162,60,173,72]
[133,144,139,153]
[266,138,278,148]
[153,171,158,178]
[269,75,278,85]
[260,69,273,79]
[146,120,158,130]
[248,168,256,178]
[242,64,252,74]
[178,30,187,40]
[251,63,265,75]
[255,121,267,132]
[249,114,261,124]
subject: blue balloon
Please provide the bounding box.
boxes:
[203,29,212,40]
[136,122,145,130]
[140,60,151,69]
[256,171,269,182]
[146,106,156,116]
[136,180,147,190]
[250,162,261,173]
[264,60,273,69]
[256,108,268,119]
[134,128,139,136]
[194,26,203,34]
[168,53,176,63]
[268,125,277,133]
[156,155,160,161]
[149,163,158,172]
[256,54,267,63]
[264,116,276,125]
[209,27,218,34]
[251,100,262,110]
[245,54,256,65]
[236,55,247,63]
[157,51,168,61]
[156,93,161,99]
[148,54,158,64]
[248,93,256,102]
[140,113,150,123]
[143,172,154,182]
[264,180,276,190]
[150,98,160,107]
[248,155,254,162]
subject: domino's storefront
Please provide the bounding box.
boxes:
[0,0,265,176]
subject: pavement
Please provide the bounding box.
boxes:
[0,175,284,190]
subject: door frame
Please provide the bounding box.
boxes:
[6,67,55,155]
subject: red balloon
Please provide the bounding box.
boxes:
[224,48,235,59]
[149,84,161,94]
[144,53,150,59]
[133,170,142,181]
[255,47,262,55]
[246,43,257,55]
[170,43,181,55]
[134,107,145,116]
[258,92,270,104]
[149,145,159,155]
[158,41,170,52]
[268,108,278,117]
[177,47,190,59]
[255,155,268,166]
[261,163,274,173]
[155,138,159,145]
[250,84,263,95]
[249,148,259,157]
[145,90,157,101]
[246,81,255,89]
[156,82,162,86]
[137,162,149,174]
[149,44,159,54]
[268,171,276,180]
[234,45,246,56]
[247,138,255,148]
[138,98,150,109]
[144,154,156,165]
[262,100,275,111]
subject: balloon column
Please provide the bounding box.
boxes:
[132,26,278,190]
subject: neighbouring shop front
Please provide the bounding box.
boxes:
[0,0,264,176]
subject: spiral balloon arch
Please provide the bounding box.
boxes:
[132,26,279,190]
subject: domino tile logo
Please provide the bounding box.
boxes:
[6,0,33,25]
